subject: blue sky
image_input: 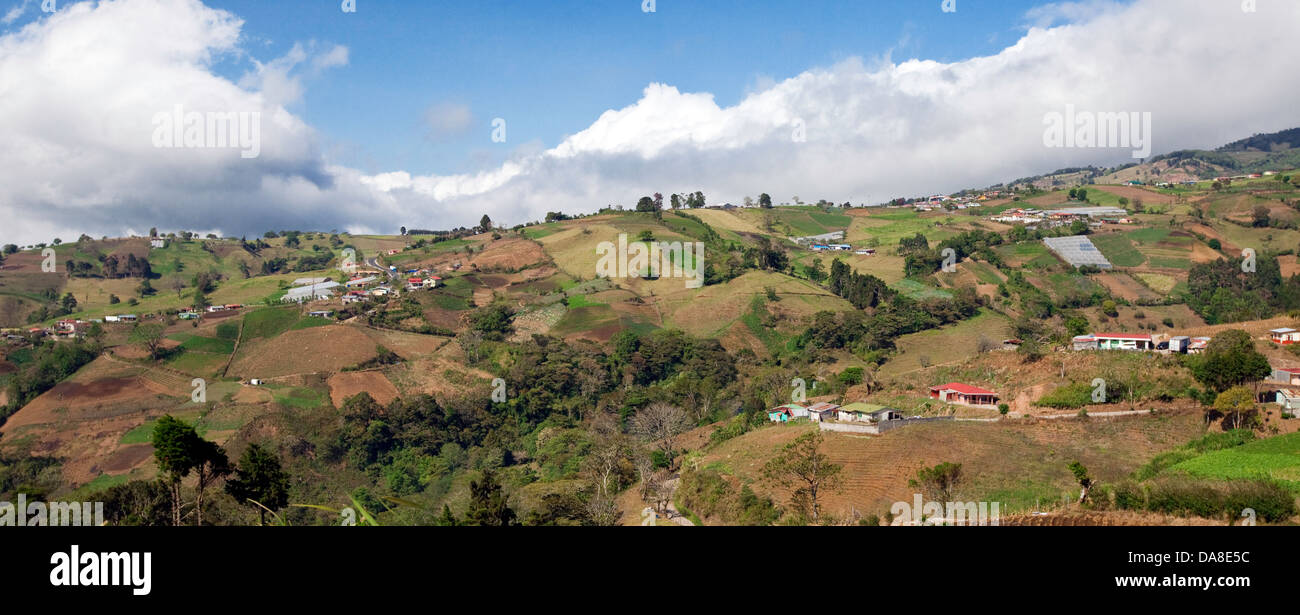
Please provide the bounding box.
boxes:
[5,0,1298,243]
[200,0,1055,175]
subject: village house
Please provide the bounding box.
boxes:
[1270,328,1300,345]
[150,238,166,249]
[804,402,838,421]
[1274,389,1300,417]
[308,310,335,319]
[1187,337,1210,354]
[1271,368,1300,386]
[1092,333,1155,351]
[929,383,999,407]
[837,402,902,423]
[767,403,805,423]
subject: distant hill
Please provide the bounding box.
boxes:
[999,127,1300,190]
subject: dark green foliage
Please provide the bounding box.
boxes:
[465,470,516,526]
[225,443,291,525]
[1185,330,1271,392]
[1187,254,1299,323]
[1,341,97,426]
[827,260,894,308]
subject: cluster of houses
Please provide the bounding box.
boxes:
[1071,332,1209,354]
[767,382,1001,425]
[912,194,989,212]
[181,304,243,320]
[768,401,906,424]
[334,269,442,305]
[1070,329,1300,355]
[791,232,876,256]
[990,206,1134,229]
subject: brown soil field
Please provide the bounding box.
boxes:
[701,410,1204,520]
[469,237,549,271]
[357,326,448,359]
[1092,184,1176,205]
[385,354,496,402]
[228,326,380,378]
[328,371,400,407]
[1184,223,1240,252]
[1280,254,1300,278]
[101,443,154,473]
[1095,272,1160,301]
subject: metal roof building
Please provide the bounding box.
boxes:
[1043,235,1113,269]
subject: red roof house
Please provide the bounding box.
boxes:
[929,383,999,407]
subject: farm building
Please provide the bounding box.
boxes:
[929,383,999,407]
[308,310,335,319]
[805,402,839,421]
[346,276,378,288]
[768,403,805,423]
[1270,328,1300,345]
[150,238,166,249]
[1187,337,1210,354]
[1072,335,1098,351]
[1272,368,1300,386]
[1093,333,1154,351]
[284,281,340,303]
[837,403,903,423]
[793,231,846,246]
[1273,389,1300,416]
[1043,235,1113,270]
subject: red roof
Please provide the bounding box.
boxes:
[930,382,998,396]
[1094,333,1152,341]
[408,278,423,283]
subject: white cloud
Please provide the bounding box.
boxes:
[2,0,32,25]
[2,0,1299,247]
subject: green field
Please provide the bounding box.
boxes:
[1170,432,1300,489]
[242,307,302,339]
[1091,233,1145,267]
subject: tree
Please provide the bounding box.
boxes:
[909,462,962,504]
[129,323,167,360]
[192,288,210,312]
[758,193,773,209]
[1189,330,1270,392]
[224,443,291,525]
[1252,205,1270,228]
[192,439,230,526]
[1068,461,1093,504]
[479,215,493,232]
[400,226,407,236]
[465,470,516,526]
[1214,386,1258,430]
[152,415,197,526]
[169,277,186,298]
[631,402,691,467]
[763,431,842,521]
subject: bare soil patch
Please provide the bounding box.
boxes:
[328,371,400,407]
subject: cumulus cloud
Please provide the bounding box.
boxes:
[2,0,1299,246]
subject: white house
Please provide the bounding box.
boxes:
[1270,328,1300,345]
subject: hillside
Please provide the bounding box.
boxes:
[3,126,1300,527]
